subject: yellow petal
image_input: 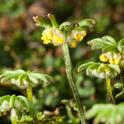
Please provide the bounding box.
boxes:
[114,58,120,64]
[109,58,115,64]
[41,28,53,44]
[52,34,64,46]
[74,30,87,42]
[99,54,108,62]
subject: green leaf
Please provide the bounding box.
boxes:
[78,62,120,79]
[28,73,53,87]
[102,36,117,46]
[18,115,33,122]
[86,63,99,76]
[78,62,96,72]
[108,64,120,74]
[87,36,117,51]
[86,103,124,124]
[118,38,124,53]
[0,95,11,105]
[79,19,96,32]
[102,45,117,52]
[86,104,104,119]
[0,69,25,83]
[16,96,31,111]
[0,69,53,88]
[94,105,113,124]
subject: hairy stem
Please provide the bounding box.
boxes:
[62,43,86,124]
[106,78,115,104]
[27,85,33,101]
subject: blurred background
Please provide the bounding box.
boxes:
[0,0,124,123]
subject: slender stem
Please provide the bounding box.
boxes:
[62,43,86,124]
[106,77,115,104]
[115,90,124,99]
[11,108,17,124]
[27,85,33,101]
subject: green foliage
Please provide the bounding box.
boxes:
[87,36,124,53]
[0,95,32,124]
[62,99,80,124]
[78,62,120,78]
[87,36,117,52]
[0,69,53,89]
[86,103,124,124]
[0,95,31,114]
[59,19,95,34]
[79,19,96,32]
[0,0,25,17]
[19,112,65,124]
[118,38,124,53]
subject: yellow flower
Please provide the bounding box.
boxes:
[113,53,121,64]
[52,28,65,46]
[109,58,115,64]
[74,30,87,42]
[100,52,121,65]
[67,30,87,48]
[41,27,65,46]
[99,54,109,62]
[41,26,87,48]
[41,28,53,44]
[109,53,121,64]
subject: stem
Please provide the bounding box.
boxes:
[27,85,33,101]
[11,108,18,124]
[115,87,124,99]
[115,90,124,99]
[106,77,115,104]
[62,43,86,124]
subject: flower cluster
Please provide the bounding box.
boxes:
[41,25,87,48]
[99,52,122,65]
[33,14,95,48]
[87,36,124,69]
[41,27,65,46]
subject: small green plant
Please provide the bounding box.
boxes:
[0,69,60,124]
[86,103,124,124]
[33,13,95,124]
[0,95,31,124]
[0,69,52,101]
[0,94,64,124]
[78,36,124,123]
[78,62,120,103]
